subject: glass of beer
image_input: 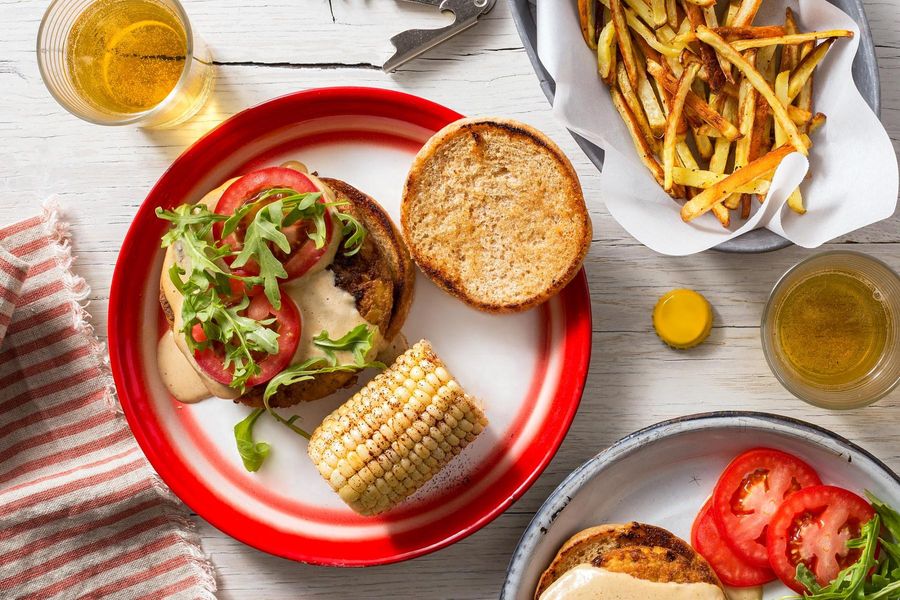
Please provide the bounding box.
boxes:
[37,0,214,128]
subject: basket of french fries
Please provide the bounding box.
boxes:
[534,0,897,255]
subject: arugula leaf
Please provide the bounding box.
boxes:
[335,211,366,256]
[313,324,378,366]
[233,409,270,472]
[262,357,383,403]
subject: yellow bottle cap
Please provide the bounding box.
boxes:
[653,289,713,349]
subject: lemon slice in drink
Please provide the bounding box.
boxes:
[100,19,185,111]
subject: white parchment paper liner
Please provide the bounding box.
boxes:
[538,0,898,255]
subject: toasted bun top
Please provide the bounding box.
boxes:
[401,118,591,314]
[534,522,723,599]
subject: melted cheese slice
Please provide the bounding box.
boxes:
[539,565,727,600]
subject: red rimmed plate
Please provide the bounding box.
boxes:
[108,87,592,566]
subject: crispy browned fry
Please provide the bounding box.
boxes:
[749,98,772,162]
[782,8,800,71]
[611,88,685,198]
[696,26,807,153]
[703,6,734,83]
[730,50,758,212]
[684,0,716,7]
[667,0,679,28]
[731,0,762,27]
[721,25,788,40]
[699,103,806,137]
[611,0,640,89]
[664,62,701,190]
[616,62,658,151]
[648,60,742,140]
[676,26,787,43]
[682,0,725,90]
[578,0,601,49]
[788,38,834,100]
[809,112,826,133]
[681,145,794,221]
[731,30,853,51]
[740,194,751,218]
[796,40,815,115]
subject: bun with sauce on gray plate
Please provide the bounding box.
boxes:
[156,161,415,409]
[535,522,727,600]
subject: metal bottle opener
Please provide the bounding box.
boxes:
[383,0,497,73]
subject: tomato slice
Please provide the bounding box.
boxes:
[712,448,822,567]
[766,485,875,592]
[213,166,334,280]
[692,498,776,586]
[193,288,301,388]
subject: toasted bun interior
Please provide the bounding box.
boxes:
[402,117,591,314]
[534,522,723,599]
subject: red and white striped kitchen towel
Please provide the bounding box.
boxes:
[0,207,216,600]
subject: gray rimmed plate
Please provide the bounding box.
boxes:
[507,0,881,253]
[501,411,900,598]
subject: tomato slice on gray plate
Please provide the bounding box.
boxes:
[767,485,875,592]
[713,448,822,567]
[692,498,776,586]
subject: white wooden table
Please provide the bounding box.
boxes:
[2,0,899,597]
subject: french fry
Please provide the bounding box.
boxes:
[611,0,640,89]
[681,145,795,221]
[809,112,826,133]
[675,26,787,43]
[683,0,716,7]
[647,60,742,140]
[731,30,853,51]
[788,39,834,100]
[682,0,725,90]
[617,62,657,150]
[625,7,684,57]
[757,44,778,84]
[675,142,731,227]
[651,0,668,28]
[731,0,762,27]
[663,63,701,190]
[787,188,806,214]
[620,0,656,28]
[611,88,671,194]
[725,0,740,26]
[797,42,815,116]
[703,7,734,83]
[696,26,807,153]
[774,70,791,148]
[749,99,772,162]
[709,98,737,175]
[637,70,668,136]
[673,167,770,194]
[597,20,618,83]
[578,0,601,49]
[729,51,758,211]
[782,8,800,71]
[666,0,679,28]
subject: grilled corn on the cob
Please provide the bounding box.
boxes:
[308,340,488,516]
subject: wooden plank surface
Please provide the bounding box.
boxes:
[1,0,898,597]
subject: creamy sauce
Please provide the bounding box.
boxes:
[539,565,726,600]
[282,269,379,365]
[157,331,212,403]
[157,162,379,403]
[724,585,763,600]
